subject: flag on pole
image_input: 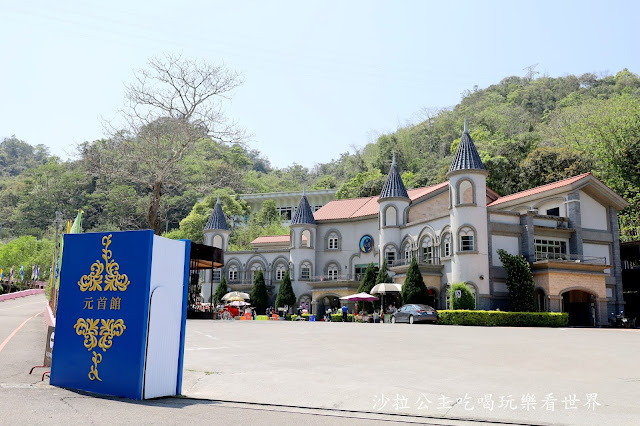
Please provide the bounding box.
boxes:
[57,210,83,289]
[20,265,24,281]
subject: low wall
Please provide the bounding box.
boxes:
[0,288,45,302]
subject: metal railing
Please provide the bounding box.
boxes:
[388,256,442,267]
[309,274,358,282]
[534,253,607,265]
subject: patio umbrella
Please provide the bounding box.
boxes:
[225,296,246,302]
[370,283,402,294]
[222,291,250,301]
[228,300,251,307]
[339,292,379,322]
[339,292,379,302]
[371,283,402,322]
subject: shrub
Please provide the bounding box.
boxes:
[330,313,355,322]
[255,315,269,321]
[212,277,229,305]
[401,255,428,304]
[287,313,313,321]
[275,270,296,308]
[250,270,268,314]
[357,263,377,312]
[449,283,475,310]
[437,310,568,327]
[497,249,535,312]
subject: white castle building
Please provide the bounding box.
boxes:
[202,123,628,326]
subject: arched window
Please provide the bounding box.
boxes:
[441,233,451,258]
[384,245,397,266]
[300,261,312,280]
[403,242,412,263]
[458,226,476,252]
[385,206,397,226]
[275,264,287,281]
[212,268,222,282]
[327,232,339,250]
[228,265,239,282]
[301,230,312,248]
[213,234,223,249]
[250,264,263,282]
[457,179,474,205]
[327,264,339,280]
[421,236,434,264]
[299,295,311,312]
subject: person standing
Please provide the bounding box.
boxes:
[341,304,348,322]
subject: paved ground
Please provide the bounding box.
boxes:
[2,295,639,425]
[0,295,459,425]
[182,319,640,425]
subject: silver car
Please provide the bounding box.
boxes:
[391,304,438,324]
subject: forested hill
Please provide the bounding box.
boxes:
[1,69,639,247]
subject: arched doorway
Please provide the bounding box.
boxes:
[317,295,341,318]
[535,288,547,312]
[426,288,438,309]
[562,290,596,326]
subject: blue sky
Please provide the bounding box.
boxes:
[1,0,638,169]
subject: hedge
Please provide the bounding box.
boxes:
[286,313,312,321]
[437,310,568,327]
[330,314,354,322]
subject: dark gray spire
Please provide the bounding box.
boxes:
[291,190,316,225]
[448,119,485,174]
[205,194,230,230]
[379,153,409,199]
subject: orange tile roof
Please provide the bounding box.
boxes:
[251,234,307,245]
[314,181,449,221]
[488,173,592,206]
[251,235,290,244]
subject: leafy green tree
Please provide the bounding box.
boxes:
[212,276,229,304]
[251,200,280,227]
[375,258,391,285]
[449,283,475,310]
[497,249,535,312]
[275,270,296,309]
[82,54,244,235]
[250,269,268,314]
[357,263,377,312]
[336,170,383,199]
[401,255,428,305]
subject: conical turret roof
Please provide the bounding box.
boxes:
[205,195,230,231]
[379,153,409,199]
[291,186,316,225]
[448,119,486,174]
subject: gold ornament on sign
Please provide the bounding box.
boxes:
[88,351,102,381]
[78,234,130,292]
[73,318,99,351]
[74,317,126,382]
[98,319,126,351]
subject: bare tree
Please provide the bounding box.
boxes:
[89,54,244,234]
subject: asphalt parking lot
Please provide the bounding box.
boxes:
[182,320,640,425]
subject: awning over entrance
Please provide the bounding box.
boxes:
[189,243,224,270]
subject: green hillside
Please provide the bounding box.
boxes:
[1,69,639,247]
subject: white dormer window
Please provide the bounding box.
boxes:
[328,264,338,280]
[300,262,311,280]
[442,233,451,258]
[422,236,434,264]
[251,264,263,282]
[229,265,238,281]
[403,243,412,262]
[458,226,476,252]
[275,264,286,281]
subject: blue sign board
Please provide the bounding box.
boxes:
[50,230,189,400]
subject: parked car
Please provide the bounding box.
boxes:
[391,304,438,324]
